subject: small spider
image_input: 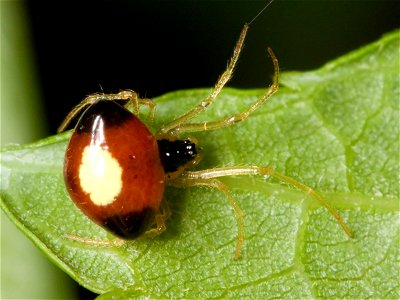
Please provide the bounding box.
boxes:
[59,8,351,260]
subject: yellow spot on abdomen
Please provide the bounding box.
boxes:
[79,145,122,206]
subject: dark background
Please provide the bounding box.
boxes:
[24,0,399,298]
[26,0,399,135]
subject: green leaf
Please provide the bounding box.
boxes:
[1,30,399,298]
[1,2,75,299]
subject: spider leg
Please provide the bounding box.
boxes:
[185,166,352,237]
[138,97,156,124]
[157,24,250,137]
[63,233,125,247]
[144,198,172,238]
[172,48,279,133]
[58,90,156,132]
[58,93,102,132]
[172,166,351,256]
[63,199,170,245]
[170,177,244,260]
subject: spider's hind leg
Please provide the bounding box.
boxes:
[144,198,172,239]
[58,90,156,132]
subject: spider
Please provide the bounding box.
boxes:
[59,18,351,261]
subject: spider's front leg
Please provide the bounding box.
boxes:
[170,165,352,259]
[172,48,279,134]
[169,176,245,260]
[157,24,250,137]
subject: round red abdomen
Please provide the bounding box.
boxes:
[64,100,165,239]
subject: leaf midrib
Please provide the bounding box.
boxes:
[223,177,398,211]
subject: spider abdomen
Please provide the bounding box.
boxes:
[64,100,165,238]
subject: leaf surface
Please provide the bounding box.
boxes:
[1,31,399,298]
